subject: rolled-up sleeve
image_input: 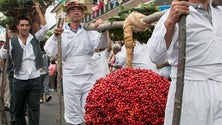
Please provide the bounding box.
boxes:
[147,11,175,65]
[147,25,168,64]
[35,24,48,42]
[44,35,58,57]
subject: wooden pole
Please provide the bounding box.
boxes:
[172,9,187,125]
[0,25,9,125]
[56,16,65,125]
[83,11,166,31]
[172,1,221,124]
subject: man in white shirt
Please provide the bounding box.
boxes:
[147,0,222,125]
[44,1,108,125]
[0,3,48,125]
[116,40,157,72]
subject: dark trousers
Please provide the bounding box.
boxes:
[13,77,42,125]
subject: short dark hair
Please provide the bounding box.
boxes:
[17,16,31,25]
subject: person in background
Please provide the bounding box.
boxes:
[116,40,157,72]
[92,1,99,17]
[156,60,171,81]
[48,56,57,92]
[92,31,112,80]
[44,1,108,124]
[109,0,119,9]
[92,0,104,18]
[108,43,122,72]
[0,36,10,111]
[0,2,48,125]
[39,49,52,103]
[147,0,222,125]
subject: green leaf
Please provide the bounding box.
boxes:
[108,2,159,43]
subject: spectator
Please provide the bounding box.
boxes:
[39,50,52,103]
[109,0,119,9]
[0,2,48,125]
[116,40,157,72]
[108,43,122,72]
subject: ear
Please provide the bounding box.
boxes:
[82,13,85,18]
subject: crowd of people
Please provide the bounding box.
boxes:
[91,0,131,18]
[0,0,221,125]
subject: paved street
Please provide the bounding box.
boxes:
[1,92,67,125]
[39,92,67,125]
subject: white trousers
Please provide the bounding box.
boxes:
[164,79,222,125]
[63,74,95,124]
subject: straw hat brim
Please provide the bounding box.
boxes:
[64,5,87,13]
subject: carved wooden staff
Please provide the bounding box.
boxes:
[0,25,9,125]
[172,1,222,124]
[56,15,65,125]
[172,11,187,125]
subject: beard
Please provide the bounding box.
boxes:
[20,30,29,37]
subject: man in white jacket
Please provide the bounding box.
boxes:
[147,0,222,125]
[44,1,108,125]
[116,40,157,72]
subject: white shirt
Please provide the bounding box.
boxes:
[44,23,108,76]
[147,5,222,81]
[117,41,157,72]
[0,25,48,80]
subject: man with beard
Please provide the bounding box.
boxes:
[0,2,48,125]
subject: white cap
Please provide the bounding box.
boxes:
[0,34,5,42]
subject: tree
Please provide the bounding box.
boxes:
[0,0,54,34]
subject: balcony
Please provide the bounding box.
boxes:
[84,0,152,23]
[83,0,171,23]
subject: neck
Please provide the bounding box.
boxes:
[70,23,80,30]
[190,0,209,9]
[18,34,29,45]
[190,0,208,4]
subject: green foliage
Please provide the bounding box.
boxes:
[108,3,159,43]
[0,16,16,29]
[0,0,18,13]
[43,30,53,41]
[0,0,54,28]
[133,26,154,43]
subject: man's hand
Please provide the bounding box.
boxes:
[33,2,41,14]
[165,0,189,27]
[54,26,64,37]
[92,19,104,28]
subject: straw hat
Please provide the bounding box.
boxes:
[64,1,87,13]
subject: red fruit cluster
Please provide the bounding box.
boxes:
[84,68,170,125]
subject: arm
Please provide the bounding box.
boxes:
[106,31,112,53]
[44,35,58,58]
[164,0,189,48]
[44,22,64,58]
[156,61,170,69]
[86,19,108,49]
[34,2,46,26]
[1,29,13,59]
[147,0,189,64]
[34,2,48,41]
